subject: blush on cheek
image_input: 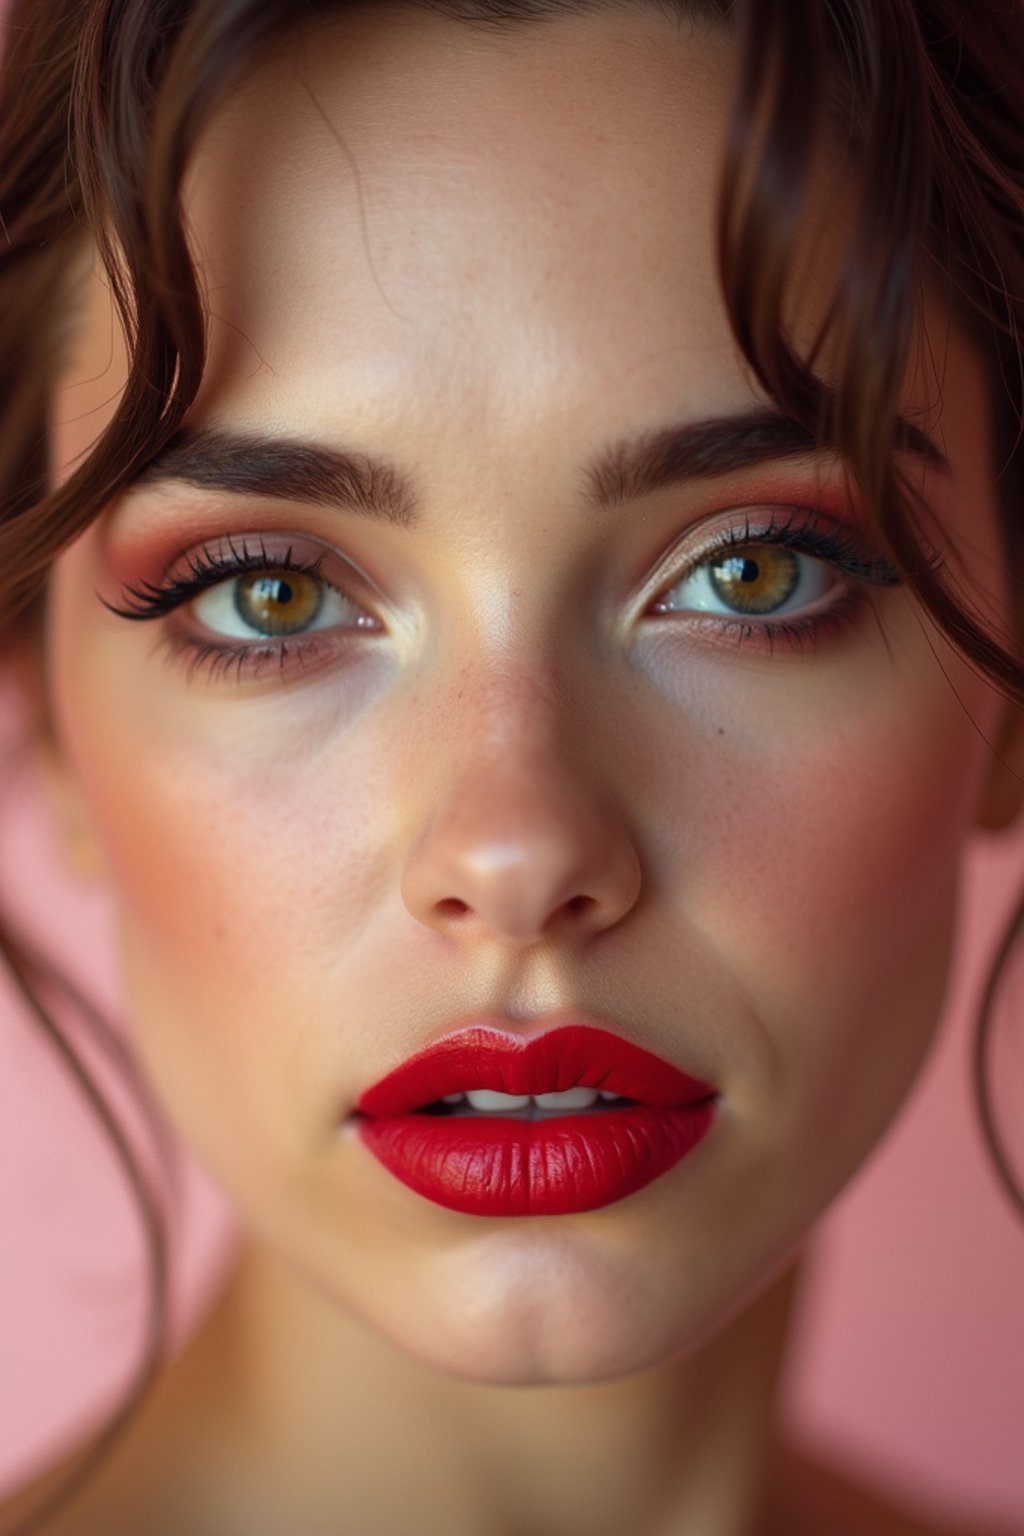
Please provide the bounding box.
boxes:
[693,699,981,1148]
[55,693,393,1146]
[94,746,385,986]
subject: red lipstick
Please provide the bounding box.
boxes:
[354,1023,717,1217]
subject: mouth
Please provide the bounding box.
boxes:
[414,1086,637,1119]
[351,1022,718,1217]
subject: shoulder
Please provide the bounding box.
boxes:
[0,1439,205,1536]
[0,1380,207,1536]
[0,1287,241,1536]
[0,1443,112,1536]
[769,1442,1021,1536]
[0,1436,176,1536]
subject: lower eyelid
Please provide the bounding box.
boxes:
[157,624,366,687]
[665,584,869,658]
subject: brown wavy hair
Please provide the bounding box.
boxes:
[1,0,1023,1529]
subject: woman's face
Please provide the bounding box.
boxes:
[46,5,1019,1383]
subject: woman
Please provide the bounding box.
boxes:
[0,0,1022,1532]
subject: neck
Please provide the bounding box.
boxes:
[163,1239,807,1536]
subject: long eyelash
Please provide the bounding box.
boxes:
[108,507,895,683]
[652,506,901,658]
[103,535,329,621]
[707,507,901,588]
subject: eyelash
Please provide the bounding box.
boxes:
[107,510,900,682]
[647,507,900,656]
[106,535,365,684]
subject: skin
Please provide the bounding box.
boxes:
[16,6,1023,1534]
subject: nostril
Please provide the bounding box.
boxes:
[433,892,597,930]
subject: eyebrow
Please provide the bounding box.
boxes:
[133,408,949,523]
[588,410,949,506]
[134,427,419,527]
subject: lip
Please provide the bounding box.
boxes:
[353,1021,718,1217]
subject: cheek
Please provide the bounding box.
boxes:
[697,712,962,1002]
[725,722,959,1092]
[102,743,383,982]
[635,606,996,1106]
[79,729,395,1148]
[660,651,987,1191]
[46,548,401,1156]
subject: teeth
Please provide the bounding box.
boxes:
[444,1087,621,1112]
[465,1089,532,1111]
[534,1087,599,1110]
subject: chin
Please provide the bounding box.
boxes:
[358,1229,709,1387]
[382,1314,679,1389]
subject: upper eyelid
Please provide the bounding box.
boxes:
[106,504,900,622]
[645,508,902,597]
[105,532,378,622]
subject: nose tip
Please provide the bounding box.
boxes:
[400,770,642,946]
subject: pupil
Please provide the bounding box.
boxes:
[709,547,798,615]
[235,571,323,635]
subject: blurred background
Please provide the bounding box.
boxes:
[0,681,1023,1531]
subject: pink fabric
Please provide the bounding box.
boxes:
[0,681,1022,1528]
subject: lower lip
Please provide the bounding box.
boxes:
[355,1102,717,1217]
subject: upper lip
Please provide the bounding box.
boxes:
[355,1019,718,1116]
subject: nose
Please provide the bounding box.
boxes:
[400,706,642,947]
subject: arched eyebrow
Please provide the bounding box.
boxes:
[587,410,949,506]
[134,426,419,526]
[133,408,949,524]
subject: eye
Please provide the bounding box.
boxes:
[105,533,389,683]
[652,541,835,620]
[638,509,902,657]
[107,533,385,640]
[192,567,376,641]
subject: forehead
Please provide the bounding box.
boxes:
[58,0,997,583]
[185,6,750,429]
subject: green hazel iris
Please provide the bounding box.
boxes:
[709,546,799,615]
[234,571,324,636]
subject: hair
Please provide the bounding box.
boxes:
[1,0,1022,1528]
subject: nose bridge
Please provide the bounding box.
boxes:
[462,659,570,770]
[399,654,641,946]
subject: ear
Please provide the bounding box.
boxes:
[974,697,1024,834]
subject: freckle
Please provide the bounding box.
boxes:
[716,726,725,736]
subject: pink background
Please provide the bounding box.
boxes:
[0,684,1023,1530]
